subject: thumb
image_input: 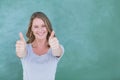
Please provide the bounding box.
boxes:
[19,32,25,42]
[49,31,55,39]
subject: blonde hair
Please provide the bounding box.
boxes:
[26,12,53,44]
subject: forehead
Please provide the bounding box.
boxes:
[32,18,45,25]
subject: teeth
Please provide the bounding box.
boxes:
[38,32,44,36]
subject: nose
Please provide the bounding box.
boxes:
[38,27,44,31]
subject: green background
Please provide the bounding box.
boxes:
[0,0,120,80]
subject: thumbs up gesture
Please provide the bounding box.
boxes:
[48,31,63,57]
[16,32,27,58]
[49,31,60,50]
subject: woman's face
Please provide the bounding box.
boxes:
[32,18,48,40]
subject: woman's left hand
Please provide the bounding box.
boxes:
[49,31,60,50]
[49,31,63,57]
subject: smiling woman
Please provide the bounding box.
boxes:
[15,12,64,80]
[32,18,48,40]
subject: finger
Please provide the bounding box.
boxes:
[16,48,25,50]
[50,38,59,43]
[49,31,55,39]
[51,44,59,49]
[16,45,25,48]
[49,40,59,47]
[16,41,24,44]
[50,40,59,45]
[19,32,25,42]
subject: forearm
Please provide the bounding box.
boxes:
[52,45,63,57]
[16,50,27,58]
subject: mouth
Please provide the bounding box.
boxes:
[36,32,45,36]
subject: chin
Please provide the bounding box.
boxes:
[36,36,47,40]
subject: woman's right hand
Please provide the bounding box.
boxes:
[16,32,27,58]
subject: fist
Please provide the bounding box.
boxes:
[49,31,59,49]
[16,32,26,58]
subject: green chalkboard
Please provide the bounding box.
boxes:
[0,0,120,80]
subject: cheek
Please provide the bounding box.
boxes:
[31,28,37,36]
[43,27,47,31]
[31,27,35,32]
[32,27,38,33]
[42,27,48,34]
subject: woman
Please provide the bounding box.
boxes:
[16,12,64,80]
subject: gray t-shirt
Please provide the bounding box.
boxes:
[20,44,64,80]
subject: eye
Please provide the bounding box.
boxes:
[34,26,39,28]
[42,25,46,27]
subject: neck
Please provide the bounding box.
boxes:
[32,38,48,48]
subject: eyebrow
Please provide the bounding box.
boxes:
[42,24,46,26]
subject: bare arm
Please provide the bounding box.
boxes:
[52,45,63,57]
